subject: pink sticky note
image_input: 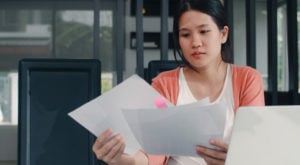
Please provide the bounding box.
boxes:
[154,98,168,109]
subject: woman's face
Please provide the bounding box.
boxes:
[178,10,228,69]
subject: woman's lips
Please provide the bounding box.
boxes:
[192,52,205,58]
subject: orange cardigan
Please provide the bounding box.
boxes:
[147,64,265,165]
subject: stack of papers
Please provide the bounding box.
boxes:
[69,74,226,156]
[122,102,225,156]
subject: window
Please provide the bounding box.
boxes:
[0,2,117,125]
[277,5,289,91]
[0,72,18,124]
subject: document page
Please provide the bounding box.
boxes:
[69,74,226,156]
[68,74,173,154]
[122,102,226,157]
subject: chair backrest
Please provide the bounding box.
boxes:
[146,60,182,84]
[18,59,104,165]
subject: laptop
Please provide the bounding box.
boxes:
[225,106,300,165]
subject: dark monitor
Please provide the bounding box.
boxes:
[18,59,103,165]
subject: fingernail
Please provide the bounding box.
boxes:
[197,146,204,151]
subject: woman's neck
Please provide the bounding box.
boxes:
[184,61,227,84]
[183,61,228,101]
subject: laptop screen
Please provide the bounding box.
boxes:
[225,106,300,165]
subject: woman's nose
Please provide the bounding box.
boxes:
[192,42,201,48]
[192,35,202,48]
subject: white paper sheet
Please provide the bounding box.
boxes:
[122,102,226,157]
[68,74,173,154]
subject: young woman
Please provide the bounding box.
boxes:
[92,0,265,165]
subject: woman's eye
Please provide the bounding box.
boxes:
[200,30,210,34]
[180,33,190,37]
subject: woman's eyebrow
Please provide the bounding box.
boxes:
[197,24,210,28]
[179,24,210,31]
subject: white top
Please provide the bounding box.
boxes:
[168,65,235,165]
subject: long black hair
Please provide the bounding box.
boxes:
[173,0,232,67]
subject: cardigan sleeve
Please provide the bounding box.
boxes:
[147,155,169,165]
[232,65,265,110]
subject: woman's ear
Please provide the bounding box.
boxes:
[221,26,229,44]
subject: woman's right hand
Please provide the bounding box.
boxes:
[92,128,128,165]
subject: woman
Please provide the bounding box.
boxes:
[92,0,265,164]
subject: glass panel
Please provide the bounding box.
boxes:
[0,72,18,125]
[0,9,52,70]
[99,10,114,72]
[55,10,93,59]
[125,0,137,79]
[277,5,289,91]
[256,0,268,91]
[233,0,247,66]
[99,10,114,92]
[0,9,52,125]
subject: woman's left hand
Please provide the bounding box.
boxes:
[196,139,228,165]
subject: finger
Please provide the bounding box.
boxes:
[99,134,125,164]
[98,128,114,144]
[110,142,125,160]
[99,133,122,158]
[107,139,126,163]
[202,154,224,165]
[196,146,226,161]
[103,134,125,162]
[209,139,228,151]
[94,138,118,160]
[92,129,113,153]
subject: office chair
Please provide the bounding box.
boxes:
[146,60,182,84]
[18,59,105,165]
